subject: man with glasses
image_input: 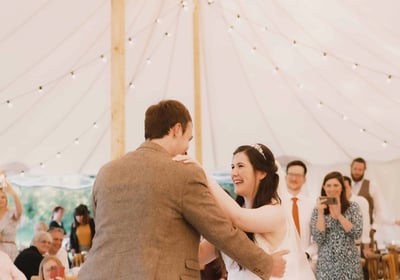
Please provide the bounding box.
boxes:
[284,160,317,272]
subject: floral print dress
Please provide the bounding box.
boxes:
[311,201,363,280]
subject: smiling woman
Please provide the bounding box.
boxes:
[311,171,363,280]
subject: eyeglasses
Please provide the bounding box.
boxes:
[40,240,52,245]
[287,173,304,179]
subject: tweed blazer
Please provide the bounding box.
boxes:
[78,141,273,280]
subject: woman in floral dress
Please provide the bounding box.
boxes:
[311,171,363,280]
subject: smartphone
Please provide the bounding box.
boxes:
[49,265,65,278]
[320,196,337,205]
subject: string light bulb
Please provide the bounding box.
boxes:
[292,40,297,46]
[382,140,388,148]
[6,100,13,108]
[341,114,348,121]
[20,170,25,177]
[128,82,135,89]
[70,71,76,79]
[38,86,43,93]
[93,122,98,129]
[387,74,392,83]
[100,54,107,62]
[352,63,358,70]
[360,128,366,133]
[40,162,45,168]
[74,138,80,144]
[317,101,323,108]
[146,58,152,65]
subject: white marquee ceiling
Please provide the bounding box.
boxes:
[1,0,400,176]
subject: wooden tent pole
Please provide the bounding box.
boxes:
[193,0,202,164]
[111,0,126,159]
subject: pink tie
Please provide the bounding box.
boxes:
[292,197,301,237]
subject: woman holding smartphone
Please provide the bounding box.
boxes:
[0,173,23,261]
[311,171,363,280]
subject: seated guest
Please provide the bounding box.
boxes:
[0,250,26,280]
[14,231,52,280]
[38,255,65,280]
[70,204,95,254]
[48,227,69,271]
[34,221,49,233]
[48,206,66,234]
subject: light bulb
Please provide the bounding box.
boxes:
[352,63,358,70]
[74,138,80,144]
[6,100,13,108]
[93,122,98,129]
[56,152,61,158]
[70,71,76,79]
[382,140,388,148]
[387,75,392,83]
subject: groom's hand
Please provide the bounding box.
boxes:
[270,249,289,278]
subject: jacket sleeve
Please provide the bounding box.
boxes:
[180,165,273,279]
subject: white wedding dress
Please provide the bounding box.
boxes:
[221,216,316,280]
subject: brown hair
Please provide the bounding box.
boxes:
[144,100,192,140]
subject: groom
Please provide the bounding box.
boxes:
[79,99,288,279]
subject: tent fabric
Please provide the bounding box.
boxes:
[0,1,399,240]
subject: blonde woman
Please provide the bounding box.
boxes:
[38,255,65,280]
[0,174,23,261]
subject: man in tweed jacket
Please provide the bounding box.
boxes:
[79,100,287,279]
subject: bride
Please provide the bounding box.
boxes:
[176,143,315,279]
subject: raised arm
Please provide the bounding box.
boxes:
[206,173,285,234]
[4,181,22,220]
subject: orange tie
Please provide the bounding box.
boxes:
[292,197,301,237]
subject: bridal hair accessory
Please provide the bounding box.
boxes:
[252,143,266,160]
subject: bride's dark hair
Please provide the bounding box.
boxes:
[233,143,280,242]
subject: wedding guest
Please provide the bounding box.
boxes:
[14,231,52,280]
[0,174,23,261]
[311,171,363,279]
[49,206,66,234]
[38,255,65,280]
[69,204,95,254]
[48,227,69,271]
[0,250,27,280]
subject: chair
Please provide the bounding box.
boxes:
[382,254,397,280]
[386,245,399,277]
[366,253,382,280]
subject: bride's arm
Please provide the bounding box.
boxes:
[206,174,285,234]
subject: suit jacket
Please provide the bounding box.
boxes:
[78,141,273,280]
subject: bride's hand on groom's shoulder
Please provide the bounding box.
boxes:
[173,154,201,167]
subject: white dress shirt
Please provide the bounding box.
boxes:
[49,248,69,272]
[283,193,318,258]
[349,194,371,244]
[352,179,396,225]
